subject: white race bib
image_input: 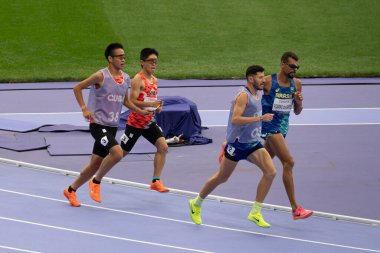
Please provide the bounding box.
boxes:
[144,97,157,111]
[272,98,293,113]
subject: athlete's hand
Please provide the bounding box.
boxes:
[294,91,303,102]
[82,108,94,121]
[155,104,163,113]
[151,99,163,108]
[140,108,153,116]
[261,113,274,122]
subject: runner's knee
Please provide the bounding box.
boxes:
[264,167,277,179]
[283,157,295,171]
[156,142,168,154]
[109,146,123,161]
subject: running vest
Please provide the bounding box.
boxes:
[127,72,158,129]
[226,87,263,143]
[87,68,129,127]
[261,73,296,136]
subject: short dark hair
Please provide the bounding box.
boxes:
[281,51,299,63]
[104,43,124,60]
[246,65,265,80]
[140,48,159,60]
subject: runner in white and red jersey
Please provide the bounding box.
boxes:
[120,48,170,193]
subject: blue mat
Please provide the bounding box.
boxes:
[45,131,156,156]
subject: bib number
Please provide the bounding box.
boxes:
[108,112,120,122]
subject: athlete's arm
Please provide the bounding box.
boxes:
[293,78,303,115]
[231,92,272,125]
[129,75,162,108]
[123,91,151,116]
[73,71,103,120]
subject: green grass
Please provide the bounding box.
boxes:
[1,0,379,82]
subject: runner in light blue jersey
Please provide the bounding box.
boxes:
[63,43,149,207]
[189,65,277,228]
[262,51,313,220]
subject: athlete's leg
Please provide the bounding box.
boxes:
[70,154,103,190]
[246,148,276,203]
[265,133,297,210]
[94,145,123,181]
[264,139,276,159]
[189,154,238,224]
[199,156,238,199]
[153,136,168,178]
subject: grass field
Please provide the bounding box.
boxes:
[1,0,379,82]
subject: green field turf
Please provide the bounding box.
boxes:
[1,0,379,82]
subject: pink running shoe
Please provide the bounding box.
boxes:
[292,206,313,220]
[218,142,227,163]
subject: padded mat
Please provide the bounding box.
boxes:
[0,132,49,151]
[45,131,156,156]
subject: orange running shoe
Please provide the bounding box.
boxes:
[292,206,313,220]
[89,180,102,203]
[150,180,169,193]
[218,142,227,163]
[63,188,81,207]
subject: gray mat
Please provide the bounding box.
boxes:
[45,131,156,156]
[38,124,89,132]
[0,118,49,132]
[0,132,49,151]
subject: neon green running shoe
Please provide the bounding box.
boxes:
[248,212,270,228]
[189,199,202,225]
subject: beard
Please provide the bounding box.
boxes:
[287,72,295,79]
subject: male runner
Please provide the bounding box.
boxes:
[120,48,169,192]
[261,51,313,220]
[189,65,276,227]
[63,43,149,206]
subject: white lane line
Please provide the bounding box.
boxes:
[0,112,82,115]
[0,217,213,253]
[199,108,380,111]
[198,108,380,126]
[0,246,41,253]
[1,189,379,253]
[205,123,380,127]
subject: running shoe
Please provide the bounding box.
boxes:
[89,180,102,203]
[248,212,270,228]
[150,180,169,192]
[218,142,227,163]
[189,199,202,225]
[63,188,81,207]
[292,206,313,220]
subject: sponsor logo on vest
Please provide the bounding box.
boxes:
[275,93,292,99]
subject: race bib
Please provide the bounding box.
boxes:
[272,98,293,113]
[144,96,157,111]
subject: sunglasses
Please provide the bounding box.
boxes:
[144,58,158,64]
[284,62,300,70]
[111,54,126,60]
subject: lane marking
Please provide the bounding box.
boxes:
[0,216,213,253]
[0,246,41,253]
[1,189,379,253]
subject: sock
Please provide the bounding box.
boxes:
[152,177,160,183]
[68,186,76,193]
[193,195,204,207]
[250,201,262,215]
[92,177,101,184]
